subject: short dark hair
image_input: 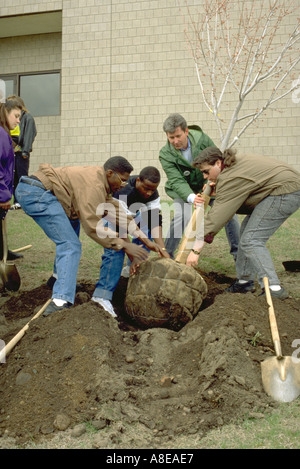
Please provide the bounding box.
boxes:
[104,156,134,173]
[163,113,187,133]
[139,166,161,184]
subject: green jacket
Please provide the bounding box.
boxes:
[159,126,215,201]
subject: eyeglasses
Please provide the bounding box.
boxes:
[114,171,128,187]
[202,168,211,176]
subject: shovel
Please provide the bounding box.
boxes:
[175,183,212,264]
[0,217,21,291]
[261,277,300,402]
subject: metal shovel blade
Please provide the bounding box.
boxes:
[0,218,21,292]
[261,356,300,403]
[261,277,300,403]
[0,262,21,291]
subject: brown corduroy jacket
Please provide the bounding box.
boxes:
[203,153,300,243]
[34,164,141,250]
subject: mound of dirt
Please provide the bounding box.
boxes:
[0,271,299,448]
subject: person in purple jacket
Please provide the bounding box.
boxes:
[0,99,22,260]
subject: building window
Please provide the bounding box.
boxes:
[0,71,60,117]
[0,75,16,100]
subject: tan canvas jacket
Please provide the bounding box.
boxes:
[204,153,300,242]
[34,164,141,250]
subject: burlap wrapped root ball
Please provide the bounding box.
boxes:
[125,258,208,331]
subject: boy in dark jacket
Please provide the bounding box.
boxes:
[92,166,169,317]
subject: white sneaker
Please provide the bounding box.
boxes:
[91,297,117,317]
[121,265,130,278]
[10,203,21,210]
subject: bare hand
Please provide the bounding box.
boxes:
[129,258,142,276]
[186,251,200,267]
[123,242,149,262]
[160,249,170,259]
[203,182,216,197]
[0,201,11,211]
[194,193,206,206]
[142,239,167,257]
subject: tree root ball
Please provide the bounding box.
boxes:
[125,258,208,331]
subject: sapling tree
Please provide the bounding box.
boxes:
[180,0,300,150]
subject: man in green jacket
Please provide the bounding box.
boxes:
[159,113,240,259]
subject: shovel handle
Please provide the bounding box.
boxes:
[2,218,8,264]
[263,277,282,358]
[175,183,212,264]
[11,245,32,253]
[0,299,51,363]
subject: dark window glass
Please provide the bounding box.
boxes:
[0,76,17,101]
[20,73,60,117]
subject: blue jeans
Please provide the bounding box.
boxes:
[16,179,82,304]
[53,218,80,276]
[93,216,151,300]
[165,198,240,260]
[236,191,300,287]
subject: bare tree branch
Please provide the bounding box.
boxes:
[179,0,300,150]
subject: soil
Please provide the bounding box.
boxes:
[0,266,299,449]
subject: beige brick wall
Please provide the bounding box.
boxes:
[0,32,62,170]
[1,0,299,199]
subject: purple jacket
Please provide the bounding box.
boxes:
[0,127,14,203]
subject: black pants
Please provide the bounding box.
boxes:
[13,152,30,202]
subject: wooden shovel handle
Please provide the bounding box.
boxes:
[263,277,282,358]
[0,299,51,363]
[2,218,8,264]
[11,245,32,253]
[175,183,212,264]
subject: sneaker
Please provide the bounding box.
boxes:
[7,250,24,260]
[260,287,289,300]
[91,297,117,317]
[10,203,21,210]
[121,265,130,278]
[43,300,71,317]
[225,280,256,293]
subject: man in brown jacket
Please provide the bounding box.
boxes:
[16,156,164,316]
[187,147,300,299]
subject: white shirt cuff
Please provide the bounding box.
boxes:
[187,193,196,204]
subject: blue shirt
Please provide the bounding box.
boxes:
[180,137,192,164]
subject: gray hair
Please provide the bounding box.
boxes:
[163,113,187,133]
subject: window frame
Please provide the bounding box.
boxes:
[0,70,61,117]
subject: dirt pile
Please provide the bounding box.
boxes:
[0,272,299,448]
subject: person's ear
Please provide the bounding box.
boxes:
[105,169,114,179]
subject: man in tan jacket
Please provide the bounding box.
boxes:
[16,156,164,316]
[187,147,300,299]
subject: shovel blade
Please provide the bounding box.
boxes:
[0,262,21,291]
[261,356,300,403]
